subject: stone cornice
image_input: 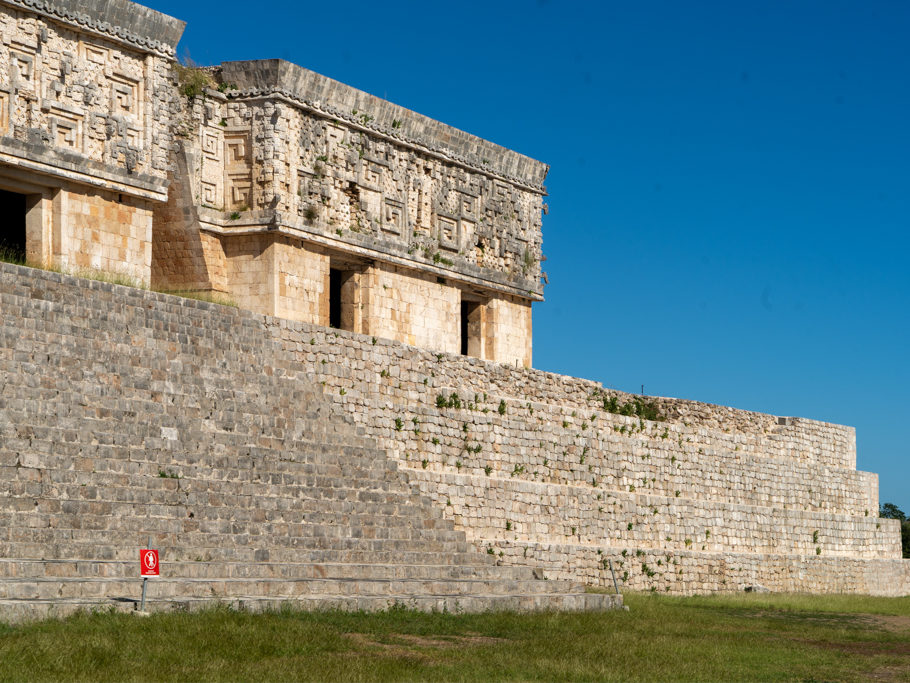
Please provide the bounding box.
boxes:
[220,60,549,193]
[0,137,169,201]
[196,215,545,303]
[0,0,185,58]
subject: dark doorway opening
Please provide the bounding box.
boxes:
[460,300,471,355]
[0,189,27,262]
[329,268,343,329]
[461,299,482,357]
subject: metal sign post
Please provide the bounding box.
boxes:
[608,559,620,594]
[139,536,159,612]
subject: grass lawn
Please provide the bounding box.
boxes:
[1,593,908,682]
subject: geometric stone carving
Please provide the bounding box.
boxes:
[0,91,8,134]
[202,130,221,161]
[382,197,405,236]
[226,172,251,209]
[225,135,249,165]
[325,123,345,158]
[224,132,252,210]
[436,213,460,252]
[201,181,217,206]
[358,187,382,223]
[110,75,140,116]
[49,110,82,151]
[358,159,385,192]
[124,126,141,148]
[83,44,108,67]
[458,191,477,220]
[10,48,35,86]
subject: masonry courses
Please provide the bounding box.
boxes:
[0,0,906,619]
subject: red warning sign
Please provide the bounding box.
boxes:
[140,549,159,577]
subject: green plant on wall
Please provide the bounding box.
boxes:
[435,393,462,409]
[596,392,665,421]
[174,63,213,99]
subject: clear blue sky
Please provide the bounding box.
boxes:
[148,0,909,513]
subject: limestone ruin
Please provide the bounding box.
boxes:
[0,0,906,619]
[0,0,540,366]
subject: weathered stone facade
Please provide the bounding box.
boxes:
[0,261,906,620]
[268,315,909,596]
[151,59,543,366]
[0,0,541,364]
[0,261,621,619]
[0,0,184,284]
[0,0,906,620]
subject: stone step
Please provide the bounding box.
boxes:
[0,559,539,582]
[0,490,444,524]
[1,533,471,557]
[0,441,396,470]
[0,454,413,492]
[0,484,432,508]
[0,264,630,618]
[0,409,373,449]
[0,509,460,536]
[0,430,382,465]
[1,527,471,554]
[0,591,624,622]
[0,471,435,503]
[403,468,896,559]
[0,542,498,568]
[0,575,586,601]
[0,473,436,504]
[374,400,868,514]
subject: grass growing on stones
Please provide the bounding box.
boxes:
[154,289,238,308]
[0,256,236,308]
[1,593,909,682]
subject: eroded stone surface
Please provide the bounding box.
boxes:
[2,0,542,364]
[0,261,618,620]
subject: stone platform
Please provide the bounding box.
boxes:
[0,262,622,621]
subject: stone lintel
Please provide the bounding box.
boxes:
[197,218,545,303]
[0,138,169,201]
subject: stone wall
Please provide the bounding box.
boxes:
[214,58,548,302]
[0,260,622,618]
[362,263,460,355]
[150,145,213,292]
[0,261,906,598]
[265,317,909,596]
[273,236,328,324]
[154,59,543,365]
[486,296,532,368]
[0,0,180,188]
[0,0,183,282]
[52,187,152,283]
[220,233,274,316]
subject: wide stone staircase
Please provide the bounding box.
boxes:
[0,263,622,621]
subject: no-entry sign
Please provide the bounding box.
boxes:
[140,549,159,577]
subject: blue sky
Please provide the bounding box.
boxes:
[149,0,909,513]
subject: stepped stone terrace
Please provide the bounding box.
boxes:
[0,0,906,620]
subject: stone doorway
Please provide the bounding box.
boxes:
[461,297,484,358]
[329,266,362,332]
[0,189,27,262]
